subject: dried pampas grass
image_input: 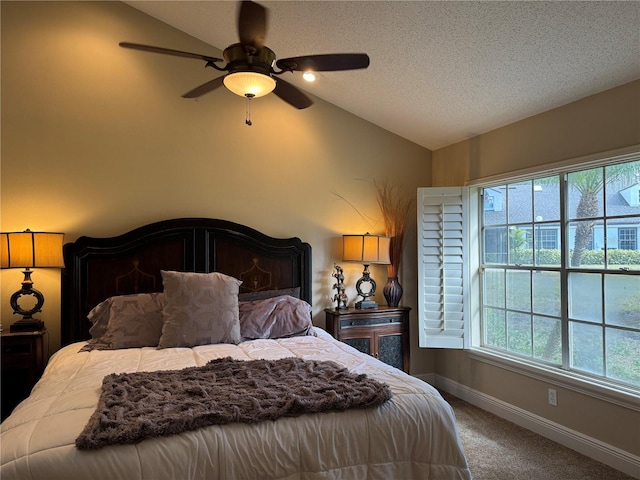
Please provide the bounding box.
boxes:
[374,180,413,278]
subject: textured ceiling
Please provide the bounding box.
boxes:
[125,1,640,150]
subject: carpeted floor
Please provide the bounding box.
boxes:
[442,391,637,480]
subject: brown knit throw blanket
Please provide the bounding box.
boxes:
[76,356,392,450]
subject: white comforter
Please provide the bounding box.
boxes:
[1,328,471,480]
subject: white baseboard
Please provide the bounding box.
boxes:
[417,374,640,479]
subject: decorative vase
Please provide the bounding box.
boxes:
[383,276,403,307]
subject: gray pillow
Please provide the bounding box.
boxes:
[82,293,164,351]
[86,297,113,340]
[239,295,312,340]
[158,270,242,348]
[104,293,165,349]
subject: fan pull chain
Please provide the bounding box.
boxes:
[245,93,255,126]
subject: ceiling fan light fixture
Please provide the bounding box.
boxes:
[223,71,276,98]
[119,1,368,110]
[302,71,316,82]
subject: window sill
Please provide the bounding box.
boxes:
[469,348,640,411]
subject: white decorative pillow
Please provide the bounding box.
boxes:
[158,270,242,348]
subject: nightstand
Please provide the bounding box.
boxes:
[1,329,47,421]
[325,306,410,373]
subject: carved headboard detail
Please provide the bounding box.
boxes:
[240,257,272,292]
[61,218,312,345]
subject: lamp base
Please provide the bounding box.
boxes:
[355,299,378,309]
[10,318,45,332]
[354,263,378,310]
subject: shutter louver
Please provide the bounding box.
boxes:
[418,187,468,349]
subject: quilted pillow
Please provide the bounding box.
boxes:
[158,270,242,348]
[239,295,312,340]
[81,293,164,351]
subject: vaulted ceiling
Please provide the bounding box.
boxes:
[125,1,640,150]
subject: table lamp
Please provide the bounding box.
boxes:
[1,229,64,332]
[342,233,390,309]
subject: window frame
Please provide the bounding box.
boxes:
[478,160,640,392]
[419,146,640,409]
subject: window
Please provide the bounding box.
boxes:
[418,156,640,392]
[618,228,637,250]
[539,228,557,250]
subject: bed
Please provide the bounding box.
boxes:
[0,218,472,480]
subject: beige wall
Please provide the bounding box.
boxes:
[432,80,640,456]
[433,80,640,186]
[0,1,433,373]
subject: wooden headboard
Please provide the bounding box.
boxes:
[61,218,312,346]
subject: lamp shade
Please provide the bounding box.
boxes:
[1,230,65,269]
[223,72,276,98]
[342,234,391,264]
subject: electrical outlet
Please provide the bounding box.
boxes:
[548,388,557,406]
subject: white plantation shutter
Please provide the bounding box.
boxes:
[418,187,469,349]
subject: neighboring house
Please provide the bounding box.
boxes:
[483,178,640,261]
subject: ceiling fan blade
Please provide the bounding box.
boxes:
[120,42,222,63]
[182,76,226,98]
[273,77,313,109]
[276,54,370,72]
[238,1,267,51]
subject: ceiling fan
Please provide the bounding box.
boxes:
[120,0,369,119]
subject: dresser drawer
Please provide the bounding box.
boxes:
[341,315,403,327]
[2,340,35,355]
